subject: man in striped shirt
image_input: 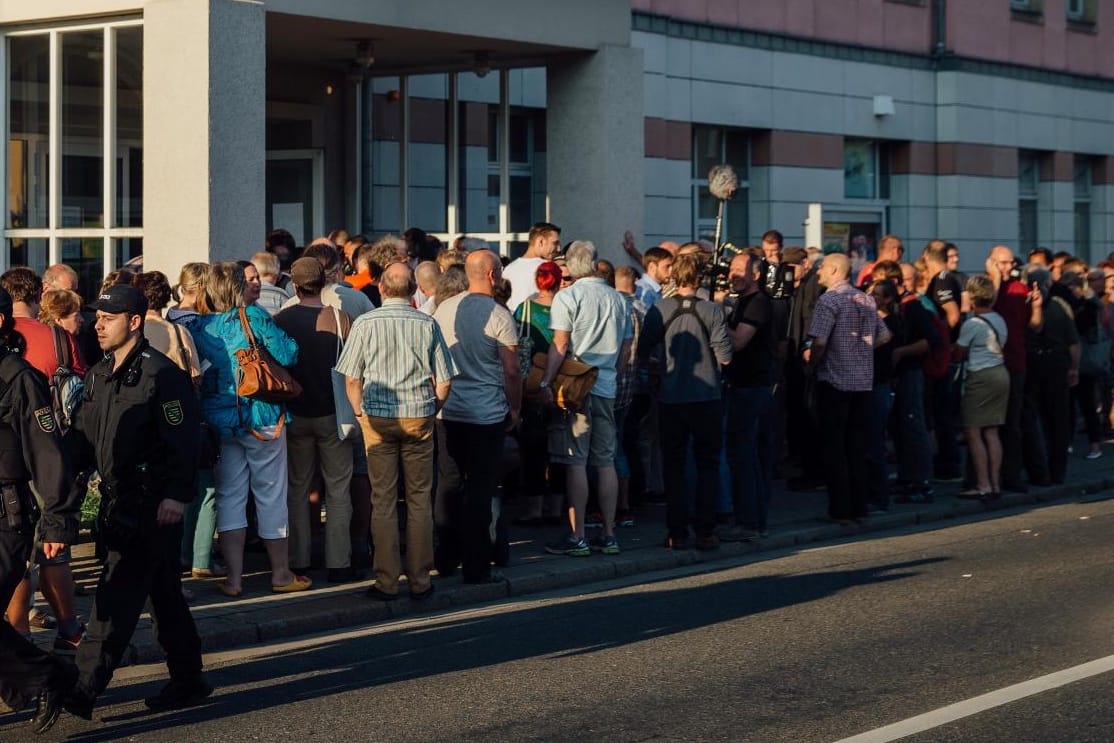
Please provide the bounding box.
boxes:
[336,263,457,601]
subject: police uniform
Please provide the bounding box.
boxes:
[0,290,80,714]
[67,286,206,713]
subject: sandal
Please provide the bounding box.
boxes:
[217,581,242,598]
[957,488,988,500]
[272,575,312,594]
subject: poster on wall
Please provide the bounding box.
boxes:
[823,222,850,255]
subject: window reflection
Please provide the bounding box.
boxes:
[61,31,105,227]
[8,35,50,229]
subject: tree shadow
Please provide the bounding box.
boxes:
[33,556,948,741]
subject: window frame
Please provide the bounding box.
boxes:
[3,19,143,279]
[367,68,546,258]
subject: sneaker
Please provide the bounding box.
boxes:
[144,677,214,712]
[544,535,590,557]
[52,625,85,657]
[616,510,635,528]
[589,535,621,555]
[1085,450,1103,460]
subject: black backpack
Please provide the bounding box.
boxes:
[50,326,84,434]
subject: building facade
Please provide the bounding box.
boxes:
[4,0,1113,298]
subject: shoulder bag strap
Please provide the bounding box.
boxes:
[332,306,344,363]
[237,307,258,349]
[51,325,71,370]
[520,300,531,341]
[170,321,191,371]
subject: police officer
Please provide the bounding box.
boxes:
[45,284,211,729]
[0,285,80,735]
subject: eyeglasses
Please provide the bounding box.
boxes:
[560,275,573,283]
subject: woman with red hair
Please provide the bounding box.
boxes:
[512,260,565,525]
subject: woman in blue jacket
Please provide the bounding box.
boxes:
[192,262,308,596]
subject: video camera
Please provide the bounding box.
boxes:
[761,260,796,300]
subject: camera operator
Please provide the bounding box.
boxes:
[721,250,776,540]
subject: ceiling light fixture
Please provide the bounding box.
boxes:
[355,40,376,69]
[472,51,491,78]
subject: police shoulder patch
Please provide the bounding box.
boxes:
[163,400,184,426]
[34,407,57,433]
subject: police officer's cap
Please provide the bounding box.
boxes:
[89,284,148,317]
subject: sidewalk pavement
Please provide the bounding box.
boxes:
[31,450,1114,666]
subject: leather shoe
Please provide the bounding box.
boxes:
[62,690,95,722]
[144,677,213,711]
[409,584,436,601]
[30,666,76,734]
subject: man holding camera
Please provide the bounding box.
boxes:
[42,285,210,730]
[722,250,777,540]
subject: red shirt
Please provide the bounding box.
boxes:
[993,279,1030,374]
[15,317,87,381]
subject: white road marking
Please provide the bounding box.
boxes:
[834,654,1114,742]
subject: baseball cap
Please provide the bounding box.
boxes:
[289,256,326,292]
[88,284,148,316]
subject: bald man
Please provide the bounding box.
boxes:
[337,261,456,599]
[985,244,1043,492]
[433,250,521,584]
[806,253,892,523]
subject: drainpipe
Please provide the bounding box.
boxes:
[933,0,947,57]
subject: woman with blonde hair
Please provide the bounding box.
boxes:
[955,274,1010,502]
[192,262,304,596]
[39,288,85,341]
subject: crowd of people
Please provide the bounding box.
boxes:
[4,223,1114,671]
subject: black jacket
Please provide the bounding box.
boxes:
[73,338,200,504]
[0,350,79,544]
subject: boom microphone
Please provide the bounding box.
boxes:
[708,164,738,201]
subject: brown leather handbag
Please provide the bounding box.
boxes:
[525,351,598,411]
[234,308,303,403]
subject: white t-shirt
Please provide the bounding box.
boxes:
[957,311,1007,373]
[503,257,544,313]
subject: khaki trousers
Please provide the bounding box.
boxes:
[287,414,354,569]
[362,414,435,595]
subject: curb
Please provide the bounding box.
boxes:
[123,477,1112,665]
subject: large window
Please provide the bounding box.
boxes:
[844,139,891,200]
[692,127,749,247]
[1018,151,1040,251]
[364,68,546,257]
[1074,156,1092,256]
[5,21,142,301]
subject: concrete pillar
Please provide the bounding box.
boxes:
[144,0,265,276]
[547,45,644,263]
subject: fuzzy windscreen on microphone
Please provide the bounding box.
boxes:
[708,164,738,201]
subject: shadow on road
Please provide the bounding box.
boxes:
[31,556,948,741]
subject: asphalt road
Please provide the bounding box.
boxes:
[6,498,1114,743]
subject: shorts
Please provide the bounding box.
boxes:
[548,394,617,467]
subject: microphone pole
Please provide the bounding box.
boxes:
[706,164,738,297]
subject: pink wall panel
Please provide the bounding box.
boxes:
[632,0,1110,78]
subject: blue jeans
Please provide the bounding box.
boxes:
[893,366,932,488]
[725,386,775,531]
[867,383,895,507]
